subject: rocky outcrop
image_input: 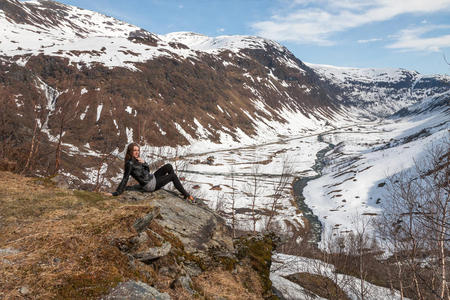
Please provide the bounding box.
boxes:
[133,207,160,233]
[110,189,278,299]
[115,190,233,257]
[151,192,234,254]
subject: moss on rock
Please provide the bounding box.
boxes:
[235,233,278,299]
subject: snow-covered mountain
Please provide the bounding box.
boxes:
[1,1,449,298]
[0,0,337,178]
[307,63,449,117]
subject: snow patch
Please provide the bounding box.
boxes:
[80,105,89,120]
[271,253,408,300]
[96,103,103,122]
[126,127,133,144]
[155,122,166,135]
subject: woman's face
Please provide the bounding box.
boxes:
[132,146,140,159]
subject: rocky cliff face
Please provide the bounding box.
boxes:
[0,171,277,299]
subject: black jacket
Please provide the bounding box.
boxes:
[112,158,154,196]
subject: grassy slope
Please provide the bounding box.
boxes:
[0,171,270,300]
[0,171,155,299]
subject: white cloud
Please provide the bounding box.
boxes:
[217,28,225,33]
[357,38,382,43]
[387,25,450,52]
[251,0,450,45]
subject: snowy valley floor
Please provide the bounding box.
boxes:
[171,108,449,240]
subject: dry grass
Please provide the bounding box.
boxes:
[285,272,351,300]
[0,171,274,299]
[0,171,154,299]
[193,266,264,300]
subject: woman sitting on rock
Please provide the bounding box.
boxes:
[106,142,194,202]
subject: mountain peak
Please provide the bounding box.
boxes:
[305,62,421,82]
[2,0,139,37]
[160,31,286,54]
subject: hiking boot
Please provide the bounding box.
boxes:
[184,195,196,204]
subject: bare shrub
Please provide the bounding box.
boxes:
[247,156,262,234]
[48,88,80,175]
[265,155,294,232]
[376,138,449,300]
[229,165,237,238]
[214,190,226,213]
[93,135,117,192]
[21,96,46,175]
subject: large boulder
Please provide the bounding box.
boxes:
[113,190,277,298]
[150,191,234,255]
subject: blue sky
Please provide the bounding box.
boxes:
[57,0,450,75]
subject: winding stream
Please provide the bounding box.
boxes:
[292,134,335,245]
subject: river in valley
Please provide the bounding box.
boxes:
[292,134,335,245]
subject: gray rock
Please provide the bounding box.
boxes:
[130,232,149,245]
[183,261,203,277]
[53,257,61,264]
[272,286,287,300]
[170,275,194,295]
[102,280,171,300]
[158,262,183,279]
[127,230,163,251]
[19,286,30,295]
[158,266,171,277]
[118,189,151,202]
[0,248,20,255]
[115,190,236,272]
[50,175,69,189]
[0,248,20,265]
[133,207,160,233]
[129,229,171,262]
[151,193,234,254]
[133,242,171,262]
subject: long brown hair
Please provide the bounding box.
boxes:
[124,142,140,168]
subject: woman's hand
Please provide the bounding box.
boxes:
[137,157,144,163]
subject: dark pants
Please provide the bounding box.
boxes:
[154,164,189,197]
